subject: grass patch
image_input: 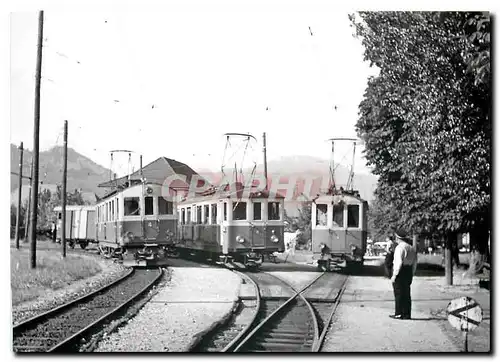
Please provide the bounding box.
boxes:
[11,248,102,306]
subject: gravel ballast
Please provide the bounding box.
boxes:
[95,267,241,352]
[12,254,129,325]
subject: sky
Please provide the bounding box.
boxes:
[9,3,380,177]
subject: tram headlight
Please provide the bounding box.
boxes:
[270,235,279,243]
[236,235,245,243]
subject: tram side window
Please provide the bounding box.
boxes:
[223,203,227,221]
[196,206,202,224]
[186,207,192,224]
[211,204,217,224]
[253,202,262,220]
[181,208,186,224]
[233,202,247,221]
[316,204,328,226]
[112,200,115,220]
[116,199,119,218]
[268,202,280,221]
[158,197,173,215]
[145,196,154,216]
[347,205,360,228]
[124,197,140,216]
[332,203,344,227]
[203,205,209,224]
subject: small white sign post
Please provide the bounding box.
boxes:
[446,296,483,352]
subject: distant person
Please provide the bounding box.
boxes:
[384,237,396,278]
[390,229,418,320]
[51,221,57,243]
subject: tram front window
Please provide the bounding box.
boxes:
[332,203,344,227]
[159,197,173,215]
[347,204,360,228]
[268,202,280,220]
[316,204,327,226]
[233,202,247,221]
[124,197,140,216]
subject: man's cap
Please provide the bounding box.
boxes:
[394,229,410,240]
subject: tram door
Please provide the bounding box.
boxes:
[220,201,229,254]
[250,201,265,247]
[143,196,159,241]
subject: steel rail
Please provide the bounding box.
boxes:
[13,267,162,352]
[271,273,321,350]
[220,270,261,352]
[13,268,134,331]
[312,277,349,352]
[49,268,163,352]
[232,272,324,352]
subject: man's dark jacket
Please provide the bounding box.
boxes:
[384,251,394,278]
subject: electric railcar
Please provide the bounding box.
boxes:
[175,183,286,269]
[312,189,368,271]
[95,180,177,266]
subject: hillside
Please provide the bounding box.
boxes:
[10,144,111,201]
[10,146,378,214]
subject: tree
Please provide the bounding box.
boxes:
[284,204,312,249]
[350,12,491,278]
[36,186,88,231]
[10,203,26,239]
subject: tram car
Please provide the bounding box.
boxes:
[95,180,177,266]
[175,182,286,269]
[54,205,96,249]
[311,189,368,271]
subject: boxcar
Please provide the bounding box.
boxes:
[54,205,96,249]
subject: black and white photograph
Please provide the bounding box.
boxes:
[6,0,492,354]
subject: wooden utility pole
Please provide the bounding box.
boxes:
[262,133,268,190]
[30,10,44,269]
[15,142,24,249]
[62,120,68,258]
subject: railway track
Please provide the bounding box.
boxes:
[192,271,348,352]
[13,268,162,353]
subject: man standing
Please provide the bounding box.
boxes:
[51,221,57,243]
[390,229,418,320]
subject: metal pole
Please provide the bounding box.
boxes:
[140,155,143,180]
[62,120,68,258]
[24,160,33,243]
[330,140,335,190]
[15,142,24,249]
[464,331,468,352]
[262,133,268,191]
[30,10,44,269]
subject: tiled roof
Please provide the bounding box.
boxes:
[98,157,209,190]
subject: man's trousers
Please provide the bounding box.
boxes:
[392,265,413,317]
